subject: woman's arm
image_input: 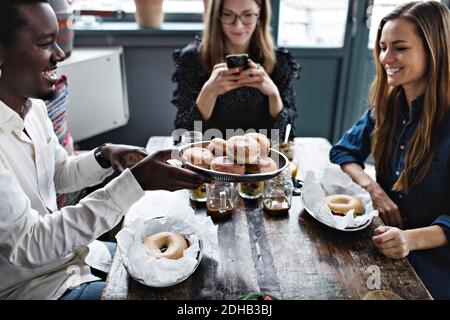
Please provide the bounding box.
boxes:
[195,63,242,121]
[196,83,218,120]
[407,226,448,250]
[373,225,448,259]
[267,87,283,119]
[340,162,375,189]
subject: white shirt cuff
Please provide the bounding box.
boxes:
[104,168,145,213]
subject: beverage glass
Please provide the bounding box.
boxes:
[181,130,203,145]
[238,181,264,199]
[206,182,235,218]
[277,140,295,161]
[180,131,207,202]
[263,168,293,214]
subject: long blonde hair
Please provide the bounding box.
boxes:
[200,0,276,74]
[370,1,450,192]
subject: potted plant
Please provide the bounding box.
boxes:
[134,0,164,28]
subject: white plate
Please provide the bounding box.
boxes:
[300,193,373,232]
[178,141,288,182]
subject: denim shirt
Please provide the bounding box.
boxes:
[329,92,450,299]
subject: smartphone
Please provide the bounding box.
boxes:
[226,53,249,70]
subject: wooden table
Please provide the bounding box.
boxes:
[102,137,432,300]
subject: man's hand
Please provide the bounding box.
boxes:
[101,144,148,173]
[130,149,212,191]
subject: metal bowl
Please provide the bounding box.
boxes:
[178,141,288,182]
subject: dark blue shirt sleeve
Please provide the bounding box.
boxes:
[432,215,450,244]
[329,108,375,168]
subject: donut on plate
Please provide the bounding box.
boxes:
[182,147,214,169]
[210,156,245,174]
[207,138,227,156]
[325,194,364,216]
[245,132,270,157]
[142,231,189,260]
[226,136,260,164]
[246,156,278,174]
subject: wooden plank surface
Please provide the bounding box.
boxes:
[102,137,432,300]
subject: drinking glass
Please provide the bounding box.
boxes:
[263,167,293,214]
[238,181,264,199]
[181,131,203,146]
[180,131,207,202]
[206,182,235,218]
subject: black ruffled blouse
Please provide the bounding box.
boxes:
[172,38,300,141]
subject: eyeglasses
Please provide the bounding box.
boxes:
[220,11,260,25]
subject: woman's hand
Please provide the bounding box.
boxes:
[130,149,212,191]
[372,226,413,259]
[236,59,280,97]
[203,63,242,97]
[101,144,148,173]
[196,63,243,120]
[365,181,404,228]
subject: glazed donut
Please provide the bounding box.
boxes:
[246,156,278,174]
[207,138,227,156]
[325,194,364,216]
[245,132,270,157]
[210,156,245,174]
[142,231,189,260]
[226,136,260,164]
[182,147,214,169]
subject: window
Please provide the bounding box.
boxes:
[367,0,443,48]
[72,0,204,22]
[278,0,349,48]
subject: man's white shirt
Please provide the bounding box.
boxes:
[0,99,144,299]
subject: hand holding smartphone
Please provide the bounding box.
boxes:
[226,53,249,70]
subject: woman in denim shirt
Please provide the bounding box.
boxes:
[330,1,450,299]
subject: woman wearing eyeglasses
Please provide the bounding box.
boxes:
[172,0,300,141]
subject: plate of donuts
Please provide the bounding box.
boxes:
[178,133,288,182]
